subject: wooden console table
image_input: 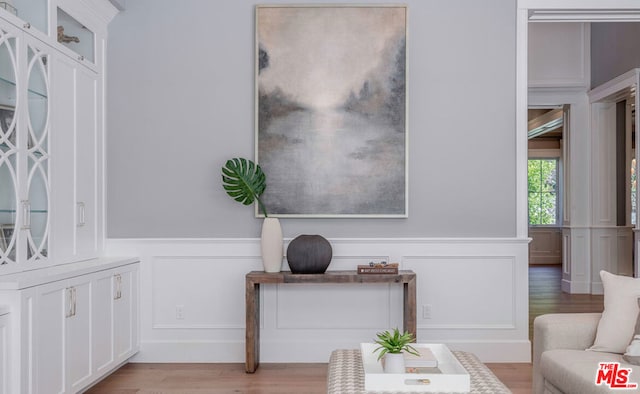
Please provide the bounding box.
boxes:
[245,270,417,373]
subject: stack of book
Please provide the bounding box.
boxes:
[357,263,399,274]
[404,347,438,368]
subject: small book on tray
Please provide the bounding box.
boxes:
[404,347,438,368]
[357,263,398,274]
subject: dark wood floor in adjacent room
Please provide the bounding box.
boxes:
[87,265,604,394]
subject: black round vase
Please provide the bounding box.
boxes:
[286,234,332,274]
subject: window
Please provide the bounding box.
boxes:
[528,159,558,225]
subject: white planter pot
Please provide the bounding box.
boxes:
[261,217,283,272]
[383,353,405,374]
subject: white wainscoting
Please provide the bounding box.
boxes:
[590,227,634,294]
[562,227,592,294]
[528,227,562,265]
[106,237,531,363]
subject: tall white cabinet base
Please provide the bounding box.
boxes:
[0,307,8,394]
[0,257,139,394]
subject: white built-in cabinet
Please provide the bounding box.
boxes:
[2,258,139,394]
[0,2,136,393]
[0,0,111,272]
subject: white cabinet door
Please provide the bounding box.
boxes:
[92,270,114,375]
[65,275,93,393]
[0,311,9,394]
[50,54,99,264]
[33,275,93,394]
[114,266,138,361]
[0,21,21,271]
[34,281,66,394]
[92,263,139,376]
[50,53,75,264]
[18,288,35,394]
[74,66,98,261]
[0,19,51,271]
[21,32,51,268]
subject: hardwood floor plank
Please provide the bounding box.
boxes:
[88,265,605,394]
[88,363,328,394]
[485,362,533,394]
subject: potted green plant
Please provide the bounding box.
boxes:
[221,157,282,272]
[373,328,419,373]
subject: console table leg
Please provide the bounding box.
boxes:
[246,280,260,373]
[404,276,417,340]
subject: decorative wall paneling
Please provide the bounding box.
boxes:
[107,237,531,363]
[528,227,562,265]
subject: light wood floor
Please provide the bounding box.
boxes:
[87,265,604,394]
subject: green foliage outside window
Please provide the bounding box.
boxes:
[528,159,557,225]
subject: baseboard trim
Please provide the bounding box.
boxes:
[131,339,531,364]
[445,340,531,363]
[131,340,246,363]
[591,282,604,295]
[561,279,591,294]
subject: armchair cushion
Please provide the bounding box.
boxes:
[589,271,640,354]
[541,349,629,394]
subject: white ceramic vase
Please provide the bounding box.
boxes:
[261,217,283,273]
[384,353,405,374]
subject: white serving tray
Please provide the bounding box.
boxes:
[360,343,470,392]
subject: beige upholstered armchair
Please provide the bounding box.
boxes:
[533,313,640,394]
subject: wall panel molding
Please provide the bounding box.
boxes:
[528,22,590,88]
[529,227,562,265]
[404,256,517,331]
[107,237,530,363]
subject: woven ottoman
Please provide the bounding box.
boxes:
[327,349,511,394]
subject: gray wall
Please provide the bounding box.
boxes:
[591,22,640,88]
[106,0,516,238]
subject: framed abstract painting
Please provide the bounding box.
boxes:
[256,5,407,217]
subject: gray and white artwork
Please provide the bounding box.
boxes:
[256,6,407,217]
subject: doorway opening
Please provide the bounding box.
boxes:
[528,107,565,267]
[519,4,640,296]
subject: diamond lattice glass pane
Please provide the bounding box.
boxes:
[0,31,16,87]
[0,29,16,264]
[0,32,17,150]
[27,47,48,145]
[28,157,48,259]
[0,154,17,262]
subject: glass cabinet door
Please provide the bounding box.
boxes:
[0,24,17,266]
[57,7,94,63]
[24,38,49,262]
[2,0,49,35]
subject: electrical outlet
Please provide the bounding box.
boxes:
[422,304,432,319]
[176,305,184,320]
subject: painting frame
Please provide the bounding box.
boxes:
[255,4,408,218]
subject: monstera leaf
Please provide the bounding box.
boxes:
[221,158,268,217]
